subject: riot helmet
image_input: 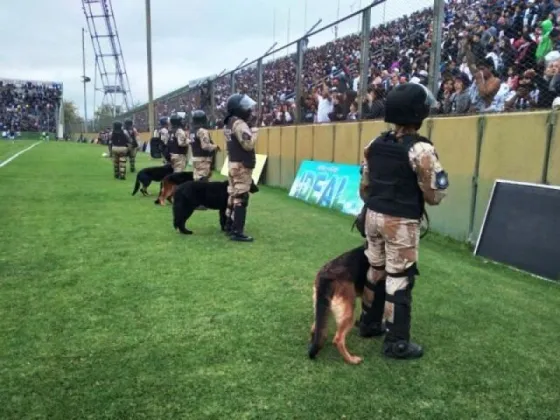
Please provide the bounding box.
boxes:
[159,116,169,127]
[191,109,207,128]
[226,93,256,121]
[169,114,184,128]
[124,119,133,129]
[384,83,436,126]
[112,121,123,131]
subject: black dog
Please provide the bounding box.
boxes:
[132,164,173,196]
[173,180,259,235]
[154,171,195,206]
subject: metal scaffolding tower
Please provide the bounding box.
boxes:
[82,0,133,117]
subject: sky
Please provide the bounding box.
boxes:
[0,0,433,119]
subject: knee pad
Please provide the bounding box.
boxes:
[386,263,418,306]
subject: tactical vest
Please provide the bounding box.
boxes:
[366,132,429,220]
[190,129,212,158]
[225,117,256,169]
[111,130,129,147]
[167,129,187,155]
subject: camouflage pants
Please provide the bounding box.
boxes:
[193,159,212,181]
[362,209,419,338]
[170,154,187,173]
[112,146,128,179]
[227,162,253,217]
[128,146,138,172]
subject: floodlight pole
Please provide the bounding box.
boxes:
[428,0,445,96]
[82,27,89,133]
[358,6,371,119]
[145,0,155,135]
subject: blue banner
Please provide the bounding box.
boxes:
[288,160,364,216]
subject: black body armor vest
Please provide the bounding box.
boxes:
[190,130,212,158]
[225,117,256,169]
[111,130,128,147]
[167,129,187,155]
[366,132,430,220]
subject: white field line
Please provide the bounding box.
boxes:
[0,141,41,168]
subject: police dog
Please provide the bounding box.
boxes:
[132,164,173,196]
[308,243,370,365]
[173,179,259,235]
[154,171,195,206]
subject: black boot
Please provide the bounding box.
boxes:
[358,280,387,338]
[230,206,253,242]
[383,340,423,359]
[224,217,233,235]
[382,282,423,360]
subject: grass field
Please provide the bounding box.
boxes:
[1,139,559,420]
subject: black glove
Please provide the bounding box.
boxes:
[351,205,367,238]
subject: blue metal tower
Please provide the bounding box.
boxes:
[82,0,134,116]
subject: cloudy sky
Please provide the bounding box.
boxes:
[0,0,432,119]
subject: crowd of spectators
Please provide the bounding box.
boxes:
[0,79,62,133]
[126,0,560,131]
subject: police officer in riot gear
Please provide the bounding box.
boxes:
[167,114,188,172]
[124,119,139,172]
[190,109,218,181]
[357,82,448,360]
[151,116,170,162]
[106,126,113,157]
[110,120,132,179]
[224,93,258,242]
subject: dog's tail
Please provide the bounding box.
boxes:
[132,176,141,196]
[308,275,333,360]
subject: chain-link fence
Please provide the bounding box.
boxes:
[117,0,560,131]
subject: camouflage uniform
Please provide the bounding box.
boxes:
[125,120,139,173]
[224,93,258,242]
[158,126,170,164]
[168,115,188,173]
[110,122,132,180]
[190,127,217,180]
[357,82,448,360]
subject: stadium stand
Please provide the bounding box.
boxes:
[0,79,62,133]
[124,0,560,131]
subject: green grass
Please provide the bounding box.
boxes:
[0,139,37,162]
[0,141,559,420]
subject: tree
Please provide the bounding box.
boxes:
[63,100,84,134]
[93,104,115,132]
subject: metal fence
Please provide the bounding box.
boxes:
[115,0,559,132]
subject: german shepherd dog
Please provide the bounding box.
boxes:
[132,164,173,196]
[173,179,259,235]
[154,171,195,206]
[308,243,370,365]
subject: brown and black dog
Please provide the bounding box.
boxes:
[154,171,194,206]
[308,243,370,365]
